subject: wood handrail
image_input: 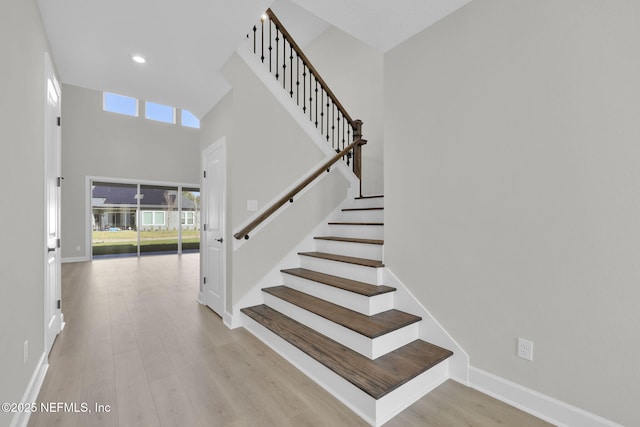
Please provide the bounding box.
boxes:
[234,139,367,240]
[265,8,355,127]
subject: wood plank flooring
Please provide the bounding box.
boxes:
[28,254,554,427]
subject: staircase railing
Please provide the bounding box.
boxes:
[248,9,365,180]
[234,138,366,240]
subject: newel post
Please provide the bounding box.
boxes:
[352,119,366,197]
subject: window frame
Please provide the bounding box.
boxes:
[145,101,176,124]
[141,210,166,226]
[181,211,195,226]
[103,92,139,117]
[180,109,200,129]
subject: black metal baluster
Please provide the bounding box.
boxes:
[331,102,336,149]
[282,40,286,89]
[296,57,300,105]
[326,95,330,143]
[314,79,318,127]
[302,64,306,113]
[320,91,324,134]
[268,21,272,72]
[275,27,279,80]
[309,73,313,122]
[289,44,294,97]
[337,113,341,155]
[253,25,257,56]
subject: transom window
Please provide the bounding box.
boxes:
[181,109,200,129]
[103,92,138,117]
[145,101,175,124]
[102,92,198,129]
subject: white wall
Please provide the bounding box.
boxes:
[200,52,350,311]
[0,0,52,425]
[60,84,201,260]
[304,26,384,195]
[384,1,640,425]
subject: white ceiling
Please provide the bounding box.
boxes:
[37,0,470,119]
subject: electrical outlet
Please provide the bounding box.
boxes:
[24,340,28,364]
[517,337,533,361]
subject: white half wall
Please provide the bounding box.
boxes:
[200,51,351,311]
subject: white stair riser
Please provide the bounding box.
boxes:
[263,293,373,358]
[339,209,384,223]
[299,256,381,284]
[242,313,378,425]
[242,313,449,427]
[371,324,419,359]
[345,198,384,210]
[281,273,394,315]
[314,240,383,261]
[263,292,419,359]
[327,224,384,240]
[375,360,449,426]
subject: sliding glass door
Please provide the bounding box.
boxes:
[92,182,139,256]
[181,188,200,252]
[139,185,179,255]
[91,180,199,258]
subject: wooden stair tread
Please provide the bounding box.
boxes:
[241,305,453,399]
[314,236,384,245]
[263,286,421,338]
[281,268,395,296]
[299,251,384,268]
[355,195,384,199]
[342,207,384,212]
[328,222,383,226]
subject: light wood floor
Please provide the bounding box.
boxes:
[29,254,553,427]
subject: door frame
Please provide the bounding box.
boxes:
[200,138,228,323]
[85,176,200,259]
[44,52,63,355]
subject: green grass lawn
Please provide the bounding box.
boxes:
[92,230,200,255]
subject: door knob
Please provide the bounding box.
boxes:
[216,238,224,243]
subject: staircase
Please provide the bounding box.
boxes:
[241,195,454,426]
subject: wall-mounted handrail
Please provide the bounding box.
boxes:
[234,138,367,240]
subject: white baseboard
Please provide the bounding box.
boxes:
[222,310,235,329]
[10,352,48,427]
[468,367,622,427]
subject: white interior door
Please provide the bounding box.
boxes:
[44,53,62,354]
[202,141,226,317]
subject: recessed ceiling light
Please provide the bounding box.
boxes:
[132,55,146,64]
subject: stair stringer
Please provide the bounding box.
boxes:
[228,195,355,329]
[382,267,470,384]
[241,311,451,427]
